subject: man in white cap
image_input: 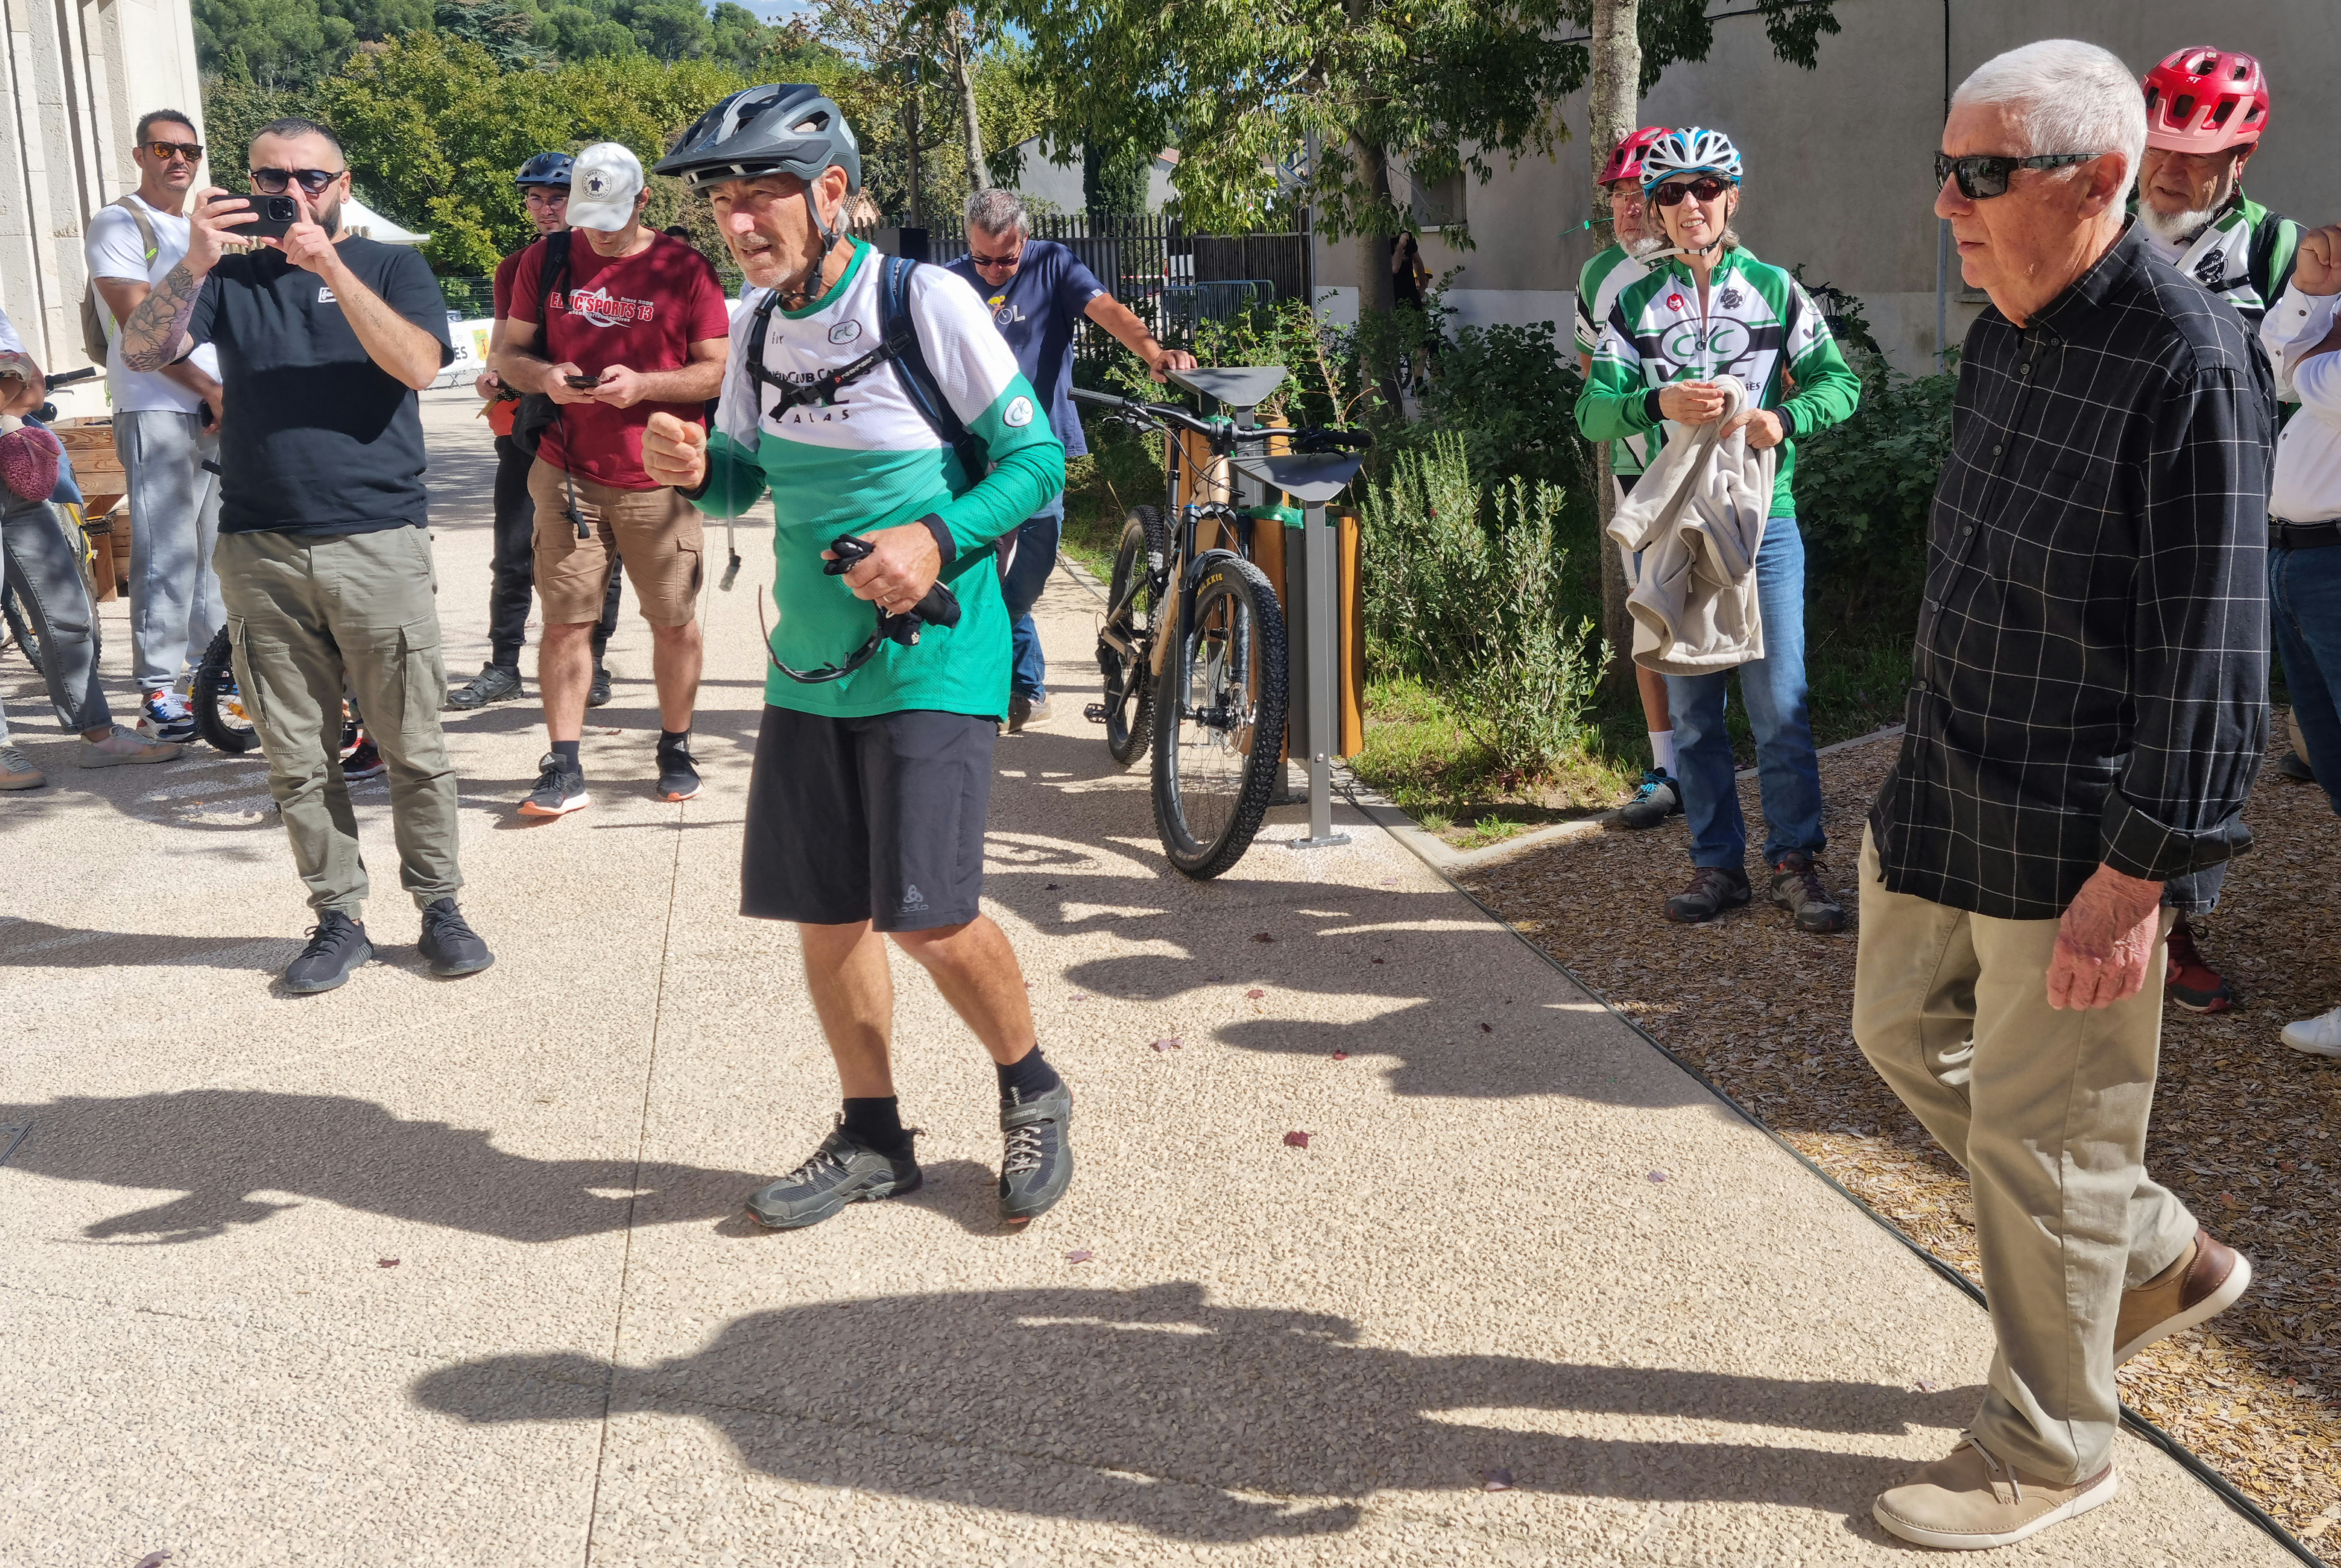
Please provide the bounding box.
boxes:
[492,141,731,815]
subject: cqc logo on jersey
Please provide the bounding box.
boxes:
[1661,319,1750,366]
[829,320,862,344]
[559,285,658,328]
[1003,396,1034,428]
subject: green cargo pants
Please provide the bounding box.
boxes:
[215,527,462,918]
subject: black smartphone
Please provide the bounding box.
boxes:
[564,374,602,390]
[210,193,301,240]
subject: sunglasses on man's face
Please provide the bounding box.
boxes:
[250,167,344,196]
[1933,151,2101,200]
[968,246,1024,269]
[1651,177,1731,208]
[143,140,203,163]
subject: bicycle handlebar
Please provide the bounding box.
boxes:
[1070,387,1370,454]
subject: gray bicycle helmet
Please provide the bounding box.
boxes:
[654,83,861,193]
[514,151,574,189]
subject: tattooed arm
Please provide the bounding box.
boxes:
[121,185,248,374]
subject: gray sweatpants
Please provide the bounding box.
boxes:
[116,409,224,693]
[0,488,112,738]
[217,526,461,917]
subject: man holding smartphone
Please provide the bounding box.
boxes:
[120,115,494,995]
[490,142,730,815]
[84,108,227,745]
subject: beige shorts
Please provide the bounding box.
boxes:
[529,460,703,627]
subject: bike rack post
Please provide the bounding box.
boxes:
[1290,500,1350,850]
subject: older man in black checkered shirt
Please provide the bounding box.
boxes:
[1853,40,2273,1552]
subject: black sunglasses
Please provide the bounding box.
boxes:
[1934,151,2101,200]
[967,245,1024,269]
[143,140,203,162]
[1651,176,1731,208]
[250,166,344,196]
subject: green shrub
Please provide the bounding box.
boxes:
[1362,433,1602,775]
[1793,345,1956,593]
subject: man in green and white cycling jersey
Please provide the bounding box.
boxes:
[643,85,1073,1233]
[2134,43,2299,1016]
[1578,127,1863,934]
[1575,125,1680,829]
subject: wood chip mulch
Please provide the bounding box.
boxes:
[1463,731,2341,1545]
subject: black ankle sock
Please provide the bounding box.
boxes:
[551,739,581,766]
[659,728,691,753]
[995,1045,1061,1104]
[841,1096,909,1154]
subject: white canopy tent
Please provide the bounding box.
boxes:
[341,195,430,246]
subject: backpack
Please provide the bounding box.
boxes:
[80,196,161,362]
[510,231,573,460]
[738,253,991,486]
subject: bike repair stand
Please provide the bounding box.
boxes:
[1230,448,1365,851]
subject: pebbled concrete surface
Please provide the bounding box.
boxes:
[0,390,2290,1566]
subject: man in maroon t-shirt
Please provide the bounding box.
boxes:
[448,151,624,713]
[493,142,730,814]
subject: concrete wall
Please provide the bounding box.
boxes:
[0,0,206,417]
[1315,0,2341,374]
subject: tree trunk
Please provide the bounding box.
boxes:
[1350,134,1397,319]
[905,84,925,229]
[1588,0,1641,691]
[950,19,990,193]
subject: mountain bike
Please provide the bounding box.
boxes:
[191,624,260,754]
[1070,372,1366,878]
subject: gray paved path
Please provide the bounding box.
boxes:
[0,392,2285,1566]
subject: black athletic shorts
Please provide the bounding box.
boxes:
[741,704,996,931]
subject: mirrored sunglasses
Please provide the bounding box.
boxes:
[250,167,344,195]
[1651,176,1730,207]
[1933,151,2100,200]
[144,141,203,162]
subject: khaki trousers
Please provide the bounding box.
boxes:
[217,527,462,918]
[1851,826,2195,1483]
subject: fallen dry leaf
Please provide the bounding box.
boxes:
[1284,1131,1311,1149]
[1647,1171,1669,1184]
[1246,988,1266,1000]
[1479,1022,1493,1033]
[1331,1051,1349,1062]
[1372,957,1386,964]
[1065,1249,1093,1264]
[1044,882,1061,890]
[1252,932,1275,943]
[377,1258,400,1268]
[1151,1038,1182,1053]
[1480,1467,1515,1492]
[134,1554,173,1568]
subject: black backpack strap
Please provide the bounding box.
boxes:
[878,255,993,485]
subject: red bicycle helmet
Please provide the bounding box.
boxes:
[2142,47,2269,153]
[1598,127,1671,189]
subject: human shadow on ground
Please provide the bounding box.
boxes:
[970,730,1710,1109]
[0,1089,772,1244]
[0,917,289,972]
[414,1281,1966,1543]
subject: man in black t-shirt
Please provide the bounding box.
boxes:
[122,116,495,994]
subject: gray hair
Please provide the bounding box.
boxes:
[1952,39,2146,193]
[964,188,1029,238]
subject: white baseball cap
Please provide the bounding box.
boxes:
[566,142,645,233]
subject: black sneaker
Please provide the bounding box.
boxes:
[587,664,613,708]
[519,751,588,817]
[1617,769,1682,830]
[341,736,386,781]
[1005,692,1052,734]
[2276,749,2317,783]
[656,740,701,803]
[283,911,372,994]
[1665,865,1752,924]
[1770,852,1846,933]
[419,897,495,978]
[445,662,521,711]
[745,1121,922,1229]
[998,1079,1074,1226]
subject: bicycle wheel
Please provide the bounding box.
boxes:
[1097,507,1164,765]
[1151,552,1288,879]
[191,625,260,754]
[1,579,40,676]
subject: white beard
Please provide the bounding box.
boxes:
[1626,233,1667,259]
[2138,190,2228,249]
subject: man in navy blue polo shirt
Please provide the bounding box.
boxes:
[948,188,1195,731]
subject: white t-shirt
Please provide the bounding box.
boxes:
[0,304,22,355]
[85,192,222,414]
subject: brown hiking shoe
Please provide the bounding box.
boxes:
[2114,1227,2251,1364]
[1664,864,1751,923]
[1874,1436,2117,1550]
[1770,851,1846,932]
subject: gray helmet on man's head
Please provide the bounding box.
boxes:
[654,83,861,193]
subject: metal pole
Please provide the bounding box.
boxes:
[1290,502,1350,849]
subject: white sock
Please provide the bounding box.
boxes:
[1649,730,1676,776]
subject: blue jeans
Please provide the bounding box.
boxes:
[2272,543,2341,817]
[1001,495,1064,699]
[1663,514,1826,868]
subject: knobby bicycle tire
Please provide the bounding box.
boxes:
[1151,553,1287,879]
[1099,507,1164,765]
[192,625,260,755]
[1,579,40,676]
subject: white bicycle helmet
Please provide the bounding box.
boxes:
[1640,127,1743,193]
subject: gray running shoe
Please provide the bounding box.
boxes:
[746,1121,922,1230]
[1771,851,1846,933]
[998,1079,1074,1225]
[1665,865,1751,924]
[0,743,44,791]
[445,662,522,710]
[1617,769,1681,830]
